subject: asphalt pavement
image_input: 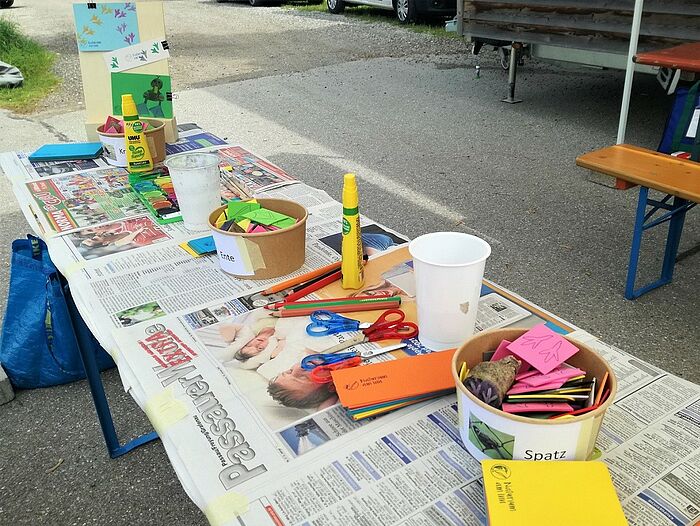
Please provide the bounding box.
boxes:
[0,1,698,525]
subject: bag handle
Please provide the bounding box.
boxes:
[30,236,41,260]
[670,80,700,159]
[43,274,84,377]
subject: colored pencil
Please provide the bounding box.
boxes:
[261,261,342,295]
[271,301,401,318]
[281,270,343,303]
[265,293,392,310]
[273,296,401,311]
[594,372,608,406]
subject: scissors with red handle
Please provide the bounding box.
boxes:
[306,309,418,353]
[301,343,407,384]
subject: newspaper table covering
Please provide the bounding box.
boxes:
[1,131,698,526]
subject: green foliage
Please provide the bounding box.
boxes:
[0,17,60,112]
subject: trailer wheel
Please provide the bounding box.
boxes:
[0,0,15,8]
[327,0,345,13]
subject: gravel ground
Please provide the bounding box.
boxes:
[3,0,467,115]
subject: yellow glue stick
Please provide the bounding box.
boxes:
[341,173,364,289]
[122,94,153,174]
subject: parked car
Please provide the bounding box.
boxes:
[327,0,455,24]
[1,0,15,8]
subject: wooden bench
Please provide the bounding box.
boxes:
[576,144,699,299]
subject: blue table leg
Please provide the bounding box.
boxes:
[625,187,648,300]
[63,283,159,458]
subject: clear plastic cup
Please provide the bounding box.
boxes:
[408,232,491,350]
[164,152,221,231]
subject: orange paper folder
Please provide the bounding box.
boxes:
[331,349,456,409]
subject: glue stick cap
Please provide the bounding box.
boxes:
[121,94,138,118]
[342,173,359,210]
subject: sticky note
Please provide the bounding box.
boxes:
[242,208,293,226]
[227,199,260,219]
[490,339,530,374]
[507,324,580,375]
[501,402,574,414]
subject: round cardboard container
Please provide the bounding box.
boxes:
[96,118,166,167]
[452,328,617,462]
[209,198,307,280]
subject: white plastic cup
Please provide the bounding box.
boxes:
[164,152,221,231]
[408,232,491,350]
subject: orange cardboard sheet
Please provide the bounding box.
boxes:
[331,349,456,409]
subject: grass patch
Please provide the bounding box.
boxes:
[0,17,60,113]
[284,0,461,39]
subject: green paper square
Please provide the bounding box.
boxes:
[242,208,293,226]
[272,217,296,228]
[227,200,260,220]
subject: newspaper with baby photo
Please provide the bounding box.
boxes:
[4,147,698,526]
[109,244,700,526]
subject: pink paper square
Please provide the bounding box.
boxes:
[501,402,574,414]
[490,339,530,374]
[519,365,585,387]
[507,324,580,375]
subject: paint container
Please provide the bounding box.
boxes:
[408,232,491,350]
[97,118,166,167]
[209,198,307,280]
[452,328,617,462]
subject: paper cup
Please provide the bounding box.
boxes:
[452,328,617,461]
[209,199,307,280]
[164,152,221,232]
[408,232,491,350]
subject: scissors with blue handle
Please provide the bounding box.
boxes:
[306,309,418,353]
[301,343,407,384]
[305,310,372,336]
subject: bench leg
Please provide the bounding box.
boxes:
[625,187,648,299]
[660,196,688,282]
[625,188,694,300]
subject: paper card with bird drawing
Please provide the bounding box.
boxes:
[73,2,140,52]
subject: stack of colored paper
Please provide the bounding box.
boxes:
[179,236,216,258]
[331,350,456,420]
[213,199,297,233]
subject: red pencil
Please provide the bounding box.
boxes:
[281,270,342,303]
[270,301,401,318]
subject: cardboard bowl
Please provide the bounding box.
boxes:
[96,118,166,166]
[209,198,307,280]
[451,328,617,461]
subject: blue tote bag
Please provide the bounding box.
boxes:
[658,80,700,161]
[0,235,114,388]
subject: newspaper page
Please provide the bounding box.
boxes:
[216,146,299,194]
[24,168,147,233]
